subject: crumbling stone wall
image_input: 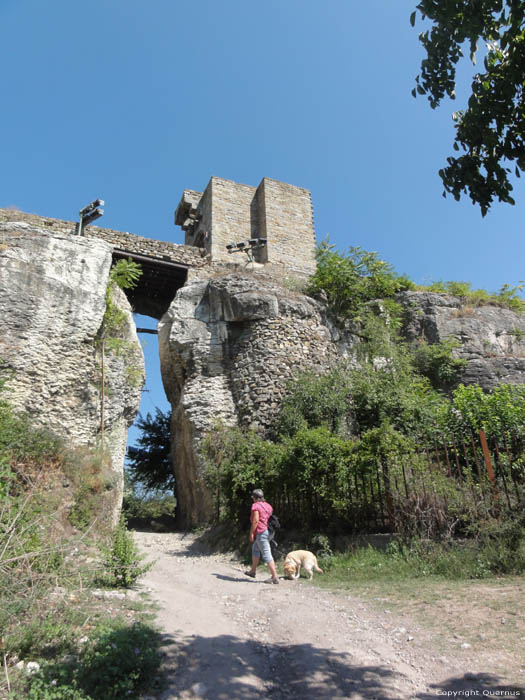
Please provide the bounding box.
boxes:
[0,208,208,268]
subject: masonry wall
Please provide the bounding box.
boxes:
[258,178,316,276]
[0,209,208,269]
[176,176,316,274]
[206,177,257,263]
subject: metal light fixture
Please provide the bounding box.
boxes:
[78,199,104,236]
[226,238,267,262]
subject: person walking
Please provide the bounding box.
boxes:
[244,489,279,584]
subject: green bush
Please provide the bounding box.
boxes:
[98,518,152,588]
[123,490,176,521]
[202,424,283,526]
[16,620,162,700]
[319,529,525,585]
[63,447,114,531]
[411,338,467,391]
[10,618,78,660]
[275,368,353,438]
[306,240,414,319]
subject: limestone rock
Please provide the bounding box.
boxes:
[0,221,144,525]
[398,291,525,390]
[158,273,355,528]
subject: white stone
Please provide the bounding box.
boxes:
[26,661,40,675]
[0,223,144,525]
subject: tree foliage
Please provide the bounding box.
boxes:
[306,240,414,319]
[448,382,525,440]
[412,1,525,214]
[126,409,174,492]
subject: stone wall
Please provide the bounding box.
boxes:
[0,208,208,268]
[257,178,316,276]
[174,176,316,275]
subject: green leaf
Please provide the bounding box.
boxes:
[410,11,416,27]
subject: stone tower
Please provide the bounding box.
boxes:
[174,176,316,276]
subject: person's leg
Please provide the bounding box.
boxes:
[259,531,279,583]
[267,559,279,582]
[248,553,260,575]
[245,539,261,576]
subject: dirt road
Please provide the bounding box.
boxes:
[135,531,523,700]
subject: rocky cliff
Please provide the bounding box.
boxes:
[0,220,145,525]
[159,279,525,527]
[399,291,525,390]
[158,273,356,528]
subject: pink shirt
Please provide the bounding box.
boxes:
[251,501,273,534]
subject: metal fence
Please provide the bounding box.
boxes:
[269,430,524,535]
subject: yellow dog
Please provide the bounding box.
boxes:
[283,550,323,580]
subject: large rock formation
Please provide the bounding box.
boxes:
[158,273,355,528]
[159,281,525,527]
[0,221,144,524]
[399,291,525,390]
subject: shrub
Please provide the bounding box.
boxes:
[62,447,114,531]
[411,338,467,391]
[123,490,176,521]
[98,517,152,588]
[202,424,283,527]
[275,368,353,438]
[16,620,162,700]
[419,280,524,312]
[306,240,414,319]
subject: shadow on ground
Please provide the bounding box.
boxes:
[415,673,524,698]
[158,632,524,700]
[159,631,399,700]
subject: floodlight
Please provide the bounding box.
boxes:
[77,199,105,235]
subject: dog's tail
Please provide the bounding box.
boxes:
[314,556,323,574]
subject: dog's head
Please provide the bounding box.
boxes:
[283,558,297,579]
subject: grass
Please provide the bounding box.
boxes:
[308,540,525,687]
[416,280,525,313]
[1,534,164,700]
[0,416,162,699]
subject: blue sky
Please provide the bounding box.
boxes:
[2,1,524,451]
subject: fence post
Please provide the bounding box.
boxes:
[380,457,395,531]
[216,451,222,522]
[503,432,522,505]
[493,443,511,509]
[479,430,499,514]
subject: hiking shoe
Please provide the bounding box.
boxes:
[265,577,280,584]
[244,571,256,579]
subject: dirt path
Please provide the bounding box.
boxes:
[135,531,523,700]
